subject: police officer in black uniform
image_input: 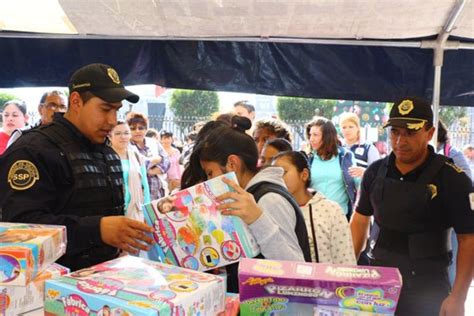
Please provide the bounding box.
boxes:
[0,63,154,271]
[350,97,474,315]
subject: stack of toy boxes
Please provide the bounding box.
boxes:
[0,223,67,315]
[44,255,226,315]
[239,258,402,315]
[143,172,260,271]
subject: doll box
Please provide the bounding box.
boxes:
[0,263,69,315]
[239,258,402,315]
[0,223,67,286]
[44,256,226,316]
[143,172,259,271]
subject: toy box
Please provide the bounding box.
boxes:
[0,223,67,286]
[143,172,259,271]
[239,258,402,315]
[313,305,393,316]
[44,255,226,316]
[0,263,69,315]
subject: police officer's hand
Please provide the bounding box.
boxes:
[439,294,465,316]
[100,216,155,255]
[216,177,263,225]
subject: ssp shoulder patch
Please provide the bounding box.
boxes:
[8,160,40,190]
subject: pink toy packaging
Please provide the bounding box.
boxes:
[44,256,226,316]
[143,172,259,271]
[0,223,67,286]
[239,258,402,315]
[0,263,69,315]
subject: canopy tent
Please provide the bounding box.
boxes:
[0,0,473,108]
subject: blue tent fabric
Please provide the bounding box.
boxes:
[1,37,473,105]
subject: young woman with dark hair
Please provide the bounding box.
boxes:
[306,116,358,220]
[195,116,310,292]
[272,151,356,264]
[260,138,293,166]
[1,100,29,154]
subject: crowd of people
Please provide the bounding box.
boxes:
[0,63,473,316]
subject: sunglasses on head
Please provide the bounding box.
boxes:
[130,126,146,131]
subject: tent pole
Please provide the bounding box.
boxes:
[431,0,468,148]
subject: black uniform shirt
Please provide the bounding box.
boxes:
[356,146,474,234]
[0,114,112,256]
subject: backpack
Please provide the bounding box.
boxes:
[224,181,312,293]
[247,181,312,263]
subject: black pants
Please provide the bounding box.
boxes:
[370,251,451,316]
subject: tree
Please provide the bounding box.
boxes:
[169,89,219,133]
[0,92,18,109]
[439,106,467,127]
[276,97,335,121]
[277,97,336,141]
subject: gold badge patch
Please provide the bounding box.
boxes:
[398,100,414,115]
[107,68,121,84]
[427,184,437,199]
[8,160,40,190]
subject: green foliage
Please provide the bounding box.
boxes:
[439,106,467,127]
[276,97,335,121]
[170,89,219,118]
[0,92,19,109]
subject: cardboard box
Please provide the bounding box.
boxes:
[44,256,226,316]
[0,223,67,286]
[0,263,69,316]
[239,258,402,315]
[313,305,393,316]
[143,172,259,271]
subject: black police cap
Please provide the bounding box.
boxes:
[68,63,139,103]
[384,96,433,131]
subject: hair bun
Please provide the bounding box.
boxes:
[231,116,252,133]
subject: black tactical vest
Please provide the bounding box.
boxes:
[35,122,125,270]
[368,155,451,261]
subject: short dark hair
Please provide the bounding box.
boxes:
[39,90,66,105]
[3,100,27,115]
[234,100,255,113]
[196,116,258,174]
[254,119,292,143]
[146,128,159,138]
[305,116,339,160]
[264,138,293,152]
[437,120,449,144]
[160,130,173,138]
[273,151,312,188]
[126,112,148,128]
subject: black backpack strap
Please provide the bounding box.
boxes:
[247,181,312,263]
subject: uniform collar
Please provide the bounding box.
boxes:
[387,145,436,178]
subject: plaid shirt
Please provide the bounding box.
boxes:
[130,138,170,200]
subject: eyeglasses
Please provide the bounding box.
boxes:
[112,131,131,137]
[43,103,67,111]
[130,126,146,131]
